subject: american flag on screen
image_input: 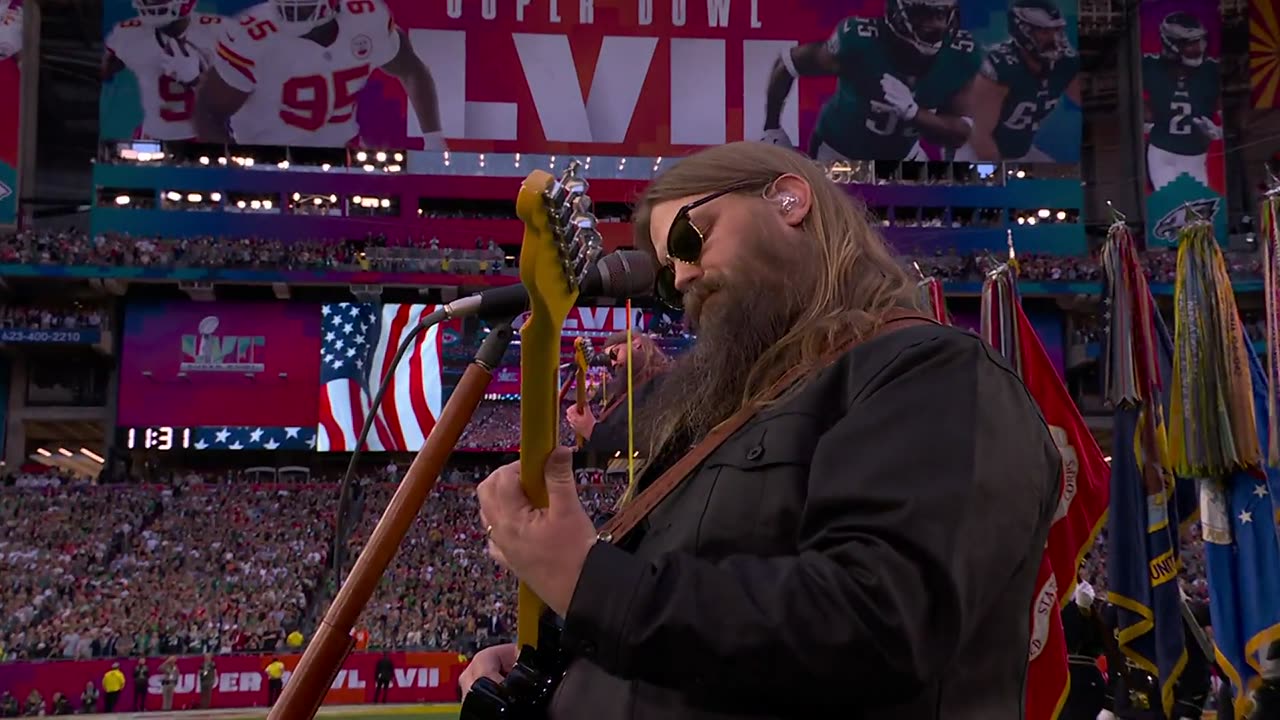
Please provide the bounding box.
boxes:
[316,303,444,452]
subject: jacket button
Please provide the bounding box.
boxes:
[746,445,764,461]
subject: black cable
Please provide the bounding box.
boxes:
[330,307,450,583]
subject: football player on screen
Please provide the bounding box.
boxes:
[0,0,22,63]
[101,0,225,141]
[761,0,987,162]
[194,0,445,149]
[1142,11,1220,191]
[955,0,1080,162]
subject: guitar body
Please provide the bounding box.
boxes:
[460,163,602,720]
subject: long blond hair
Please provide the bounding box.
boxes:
[633,142,921,407]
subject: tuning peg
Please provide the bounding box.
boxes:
[567,196,597,230]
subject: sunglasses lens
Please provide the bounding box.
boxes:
[656,266,682,310]
[667,216,703,263]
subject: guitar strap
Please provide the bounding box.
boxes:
[595,310,938,544]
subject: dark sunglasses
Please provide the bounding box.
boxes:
[654,185,754,310]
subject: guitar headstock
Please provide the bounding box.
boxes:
[516,161,604,313]
[573,338,590,374]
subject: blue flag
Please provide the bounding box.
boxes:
[1199,334,1280,714]
[1107,311,1192,716]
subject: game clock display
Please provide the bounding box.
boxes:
[123,427,191,450]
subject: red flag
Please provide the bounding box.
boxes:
[1014,303,1111,719]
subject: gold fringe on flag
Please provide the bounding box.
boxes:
[1168,221,1261,478]
[1261,193,1280,466]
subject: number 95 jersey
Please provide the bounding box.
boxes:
[815,17,983,161]
[213,0,400,146]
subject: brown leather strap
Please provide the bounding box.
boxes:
[596,311,938,543]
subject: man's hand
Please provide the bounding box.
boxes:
[459,643,518,696]
[160,35,202,85]
[880,73,919,121]
[476,447,598,617]
[760,128,793,147]
[1192,116,1222,141]
[565,405,596,440]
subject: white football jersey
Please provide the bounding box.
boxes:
[0,3,22,62]
[105,13,225,140]
[214,0,401,146]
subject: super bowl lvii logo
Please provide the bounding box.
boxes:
[180,315,266,373]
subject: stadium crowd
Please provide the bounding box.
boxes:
[0,230,1267,286]
[0,306,106,330]
[0,483,332,662]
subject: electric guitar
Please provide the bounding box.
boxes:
[460,162,602,720]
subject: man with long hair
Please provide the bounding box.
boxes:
[565,330,669,457]
[466,142,1062,718]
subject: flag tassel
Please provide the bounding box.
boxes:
[1168,221,1261,478]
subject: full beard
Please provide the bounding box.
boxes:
[639,232,816,459]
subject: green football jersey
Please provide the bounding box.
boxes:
[983,40,1079,158]
[1142,55,1221,156]
[813,16,984,161]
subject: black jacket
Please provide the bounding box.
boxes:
[548,324,1063,719]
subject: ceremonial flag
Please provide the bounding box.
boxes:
[981,268,1110,720]
[1197,337,1280,717]
[915,275,949,325]
[1169,220,1280,717]
[1101,223,1190,717]
[316,302,444,452]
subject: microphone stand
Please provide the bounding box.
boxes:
[269,319,518,720]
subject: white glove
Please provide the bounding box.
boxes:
[421,130,448,151]
[760,128,793,147]
[879,73,919,121]
[1192,116,1222,140]
[1074,581,1095,610]
[160,35,203,85]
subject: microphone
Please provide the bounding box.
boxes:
[441,249,657,320]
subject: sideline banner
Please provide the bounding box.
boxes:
[0,0,21,227]
[0,650,465,711]
[1139,0,1228,246]
[98,0,1080,162]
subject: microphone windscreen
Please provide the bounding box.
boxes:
[596,250,656,299]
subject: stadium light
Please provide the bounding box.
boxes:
[376,151,387,162]
[36,448,51,457]
[353,195,363,204]
[114,195,130,206]
[394,152,404,162]
[166,191,182,202]
[80,448,105,463]
[198,156,210,165]
[363,164,375,172]
[210,192,222,202]
[277,160,290,170]
[329,194,337,203]
[380,198,391,208]
[218,157,228,166]
[250,200,262,210]
[292,192,301,201]
[1027,217,1038,225]
[1037,208,1050,219]
[386,164,402,173]
[321,163,331,172]
[236,200,247,209]
[243,157,255,167]
[356,151,368,162]
[187,193,203,203]
[1016,216,1026,225]
[312,197,323,206]
[1056,211,1067,221]
[1015,170,1026,178]
[57,448,73,457]
[262,200,273,210]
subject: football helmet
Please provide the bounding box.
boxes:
[132,0,195,26]
[885,0,959,57]
[1159,11,1207,67]
[271,0,339,36]
[1009,0,1069,65]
